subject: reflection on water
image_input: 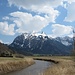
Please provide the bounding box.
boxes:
[5,60,52,75]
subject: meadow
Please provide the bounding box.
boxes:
[39,56,75,75]
[32,56,75,75]
[0,56,75,75]
[0,57,34,74]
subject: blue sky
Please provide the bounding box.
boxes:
[0,0,75,44]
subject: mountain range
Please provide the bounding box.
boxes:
[9,32,73,55]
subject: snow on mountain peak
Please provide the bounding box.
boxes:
[22,31,47,39]
[20,32,73,46]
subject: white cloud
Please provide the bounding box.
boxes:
[8,0,60,23]
[2,16,9,20]
[64,2,75,22]
[7,0,62,34]
[0,22,15,35]
[10,11,54,33]
[62,0,75,22]
[7,0,75,23]
[8,0,63,9]
[52,24,72,37]
[32,6,59,23]
[9,0,75,10]
[64,0,75,4]
[7,0,75,36]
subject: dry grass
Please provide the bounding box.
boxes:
[0,57,34,74]
[43,56,75,75]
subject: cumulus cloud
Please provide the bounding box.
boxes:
[6,0,75,36]
[8,0,59,23]
[0,22,15,35]
[64,0,75,4]
[10,11,50,33]
[8,0,75,10]
[7,0,62,34]
[8,0,63,9]
[33,6,59,23]
[8,0,75,23]
[52,24,72,37]
[64,2,75,22]
[2,16,9,20]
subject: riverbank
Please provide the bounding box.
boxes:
[33,56,75,75]
[33,57,58,64]
[42,56,75,75]
[0,57,34,75]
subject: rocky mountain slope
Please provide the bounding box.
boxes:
[9,32,73,55]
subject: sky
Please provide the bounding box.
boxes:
[0,0,75,44]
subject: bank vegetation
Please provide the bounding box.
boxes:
[0,57,34,75]
[43,56,75,75]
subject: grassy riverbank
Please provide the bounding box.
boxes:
[42,56,75,75]
[0,57,34,74]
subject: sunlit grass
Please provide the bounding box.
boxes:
[41,56,75,75]
[0,57,34,74]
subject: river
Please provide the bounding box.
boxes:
[4,60,52,75]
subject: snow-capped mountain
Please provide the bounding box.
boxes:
[22,31,48,40]
[9,32,73,55]
[55,36,73,46]
[11,32,49,48]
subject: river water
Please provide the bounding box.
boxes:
[5,60,52,75]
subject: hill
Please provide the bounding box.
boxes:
[0,42,13,57]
